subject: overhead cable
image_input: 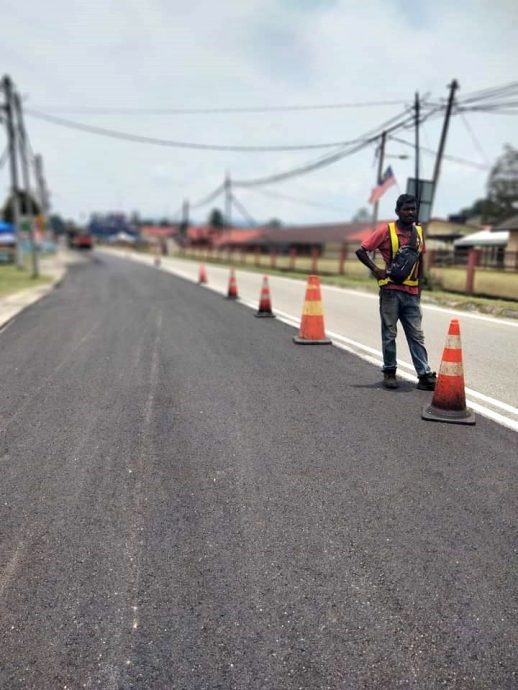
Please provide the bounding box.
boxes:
[230,193,257,226]
[190,183,225,209]
[25,108,373,152]
[231,105,439,188]
[389,136,491,170]
[244,186,348,213]
[456,110,491,165]
[28,99,408,115]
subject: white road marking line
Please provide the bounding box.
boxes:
[104,250,518,431]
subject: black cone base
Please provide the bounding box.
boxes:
[422,403,476,425]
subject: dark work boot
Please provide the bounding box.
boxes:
[383,371,399,389]
[417,372,437,390]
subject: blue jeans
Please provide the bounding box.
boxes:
[379,289,432,377]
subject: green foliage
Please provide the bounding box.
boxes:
[459,145,518,223]
[486,144,518,220]
[49,214,66,234]
[208,208,224,228]
[352,207,371,222]
[2,190,41,222]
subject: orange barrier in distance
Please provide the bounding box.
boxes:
[255,276,275,318]
[293,275,331,345]
[198,264,208,285]
[227,268,239,299]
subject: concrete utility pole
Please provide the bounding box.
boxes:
[182,198,189,227]
[224,173,232,228]
[14,92,39,277]
[2,75,23,268]
[33,153,50,222]
[371,130,386,232]
[430,79,460,216]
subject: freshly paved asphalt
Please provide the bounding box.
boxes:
[0,253,516,689]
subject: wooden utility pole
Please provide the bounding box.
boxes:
[14,92,39,277]
[2,75,23,268]
[430,79,459,215]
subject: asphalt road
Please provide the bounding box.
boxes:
[0,253,516,689]
[118,250,518,425]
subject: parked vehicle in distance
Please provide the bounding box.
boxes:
[68,231,93,250]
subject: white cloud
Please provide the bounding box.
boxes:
[1,0,517,224]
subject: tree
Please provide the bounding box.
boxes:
[458,145,518,223]
[486,145,518,221]
[2,190,41,222]
[208,208,224,228]
[48,213,66,235]
[266,218,282,228]
[351,207,371,222]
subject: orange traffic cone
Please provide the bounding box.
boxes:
[255,276,275,318]
[198,264,208,285]
[293,275,331,345]
[226,268,239,299]
[422,319,475,425]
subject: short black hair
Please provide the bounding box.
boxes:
[395,194,417,211]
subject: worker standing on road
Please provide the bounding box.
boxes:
[355,193,437,391]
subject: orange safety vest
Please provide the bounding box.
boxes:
[378,222,424,287]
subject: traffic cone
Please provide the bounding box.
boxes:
[198,264,208,285]
[422,319,475,425]
[226,268,239,299]
[293,275,331,345]
[255,276,275,318]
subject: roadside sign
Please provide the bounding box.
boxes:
[406,178,434,223]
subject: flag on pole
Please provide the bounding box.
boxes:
[369,166,396,204]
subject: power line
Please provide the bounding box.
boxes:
[190,183,225,209]
[231,105,436,188]
[244,186,348,213]
[25,108,373,152]
[28,99,408,115]
[456,110,491,165]
[389,135,491,170]
[230,193,257,226]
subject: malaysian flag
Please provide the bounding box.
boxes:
[369,166,396,204]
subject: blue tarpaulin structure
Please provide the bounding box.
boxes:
[0,221,14,234]
[0,221,15,245]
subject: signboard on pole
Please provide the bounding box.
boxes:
[406,178,434,223]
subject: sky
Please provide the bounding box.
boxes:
[1,0,517,226]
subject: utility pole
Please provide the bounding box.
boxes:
[182,198,189,227]
[429,79,459,216]
[2,75,23,268]
[14,92,39,277]
[414,91,420,216]
[33,153,50,239]
[224,173,232,228]
[371,130,386,232]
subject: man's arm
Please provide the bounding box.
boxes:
[355,247,386,281]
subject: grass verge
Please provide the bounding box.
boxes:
[0,264,52,298]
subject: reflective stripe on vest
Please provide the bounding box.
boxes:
[378,222,423,287]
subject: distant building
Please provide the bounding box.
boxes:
[88,213,137,240]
